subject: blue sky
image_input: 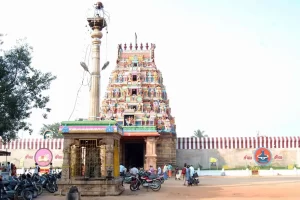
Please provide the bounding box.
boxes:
[0,0,299,138]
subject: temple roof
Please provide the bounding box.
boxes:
[60,120,116,126]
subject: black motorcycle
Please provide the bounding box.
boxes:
[188,173,199,186]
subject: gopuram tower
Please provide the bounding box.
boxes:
[100,42,177,170]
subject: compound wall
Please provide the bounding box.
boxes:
[1,137,299,168]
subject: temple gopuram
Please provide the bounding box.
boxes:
[100,42,177,170]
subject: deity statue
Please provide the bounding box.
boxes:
[128,74,132,82]
[153,101,159,113]
[112,71,118,82]
[102,106,107,114]
[107,88,112,98]
[147,71,152,82]
[118,74,123,83]
[132,95,137,102]
[137,103,141,111]
[138,88,142,96]
[126,88,130,96]
[150,88,155,98]
[156,88,161,99]
[153,71,158,82]
[122,89,126,97]
[137,74,141,82]
[143,89,148,98]
[115,88,119,98]
[124,103,128,110]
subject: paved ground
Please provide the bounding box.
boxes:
[40,176,300,200]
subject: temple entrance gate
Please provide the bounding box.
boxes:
[122,140,145,169]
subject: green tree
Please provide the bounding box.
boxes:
[0,37,56,142]
[40,122,63,138]
[193,129,208,138]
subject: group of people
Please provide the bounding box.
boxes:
[181,163,195,186]
[120,164,140,176]
[120,163,196,186]
[1,162,17,176]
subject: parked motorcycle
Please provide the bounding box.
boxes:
[130,173,161,192]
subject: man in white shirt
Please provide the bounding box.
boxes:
[157,166,162,175]
[130,166,139,175]
[34,163,40,175]
[120,164,125,176]
[163,164,168,180]
[189,165,195,177]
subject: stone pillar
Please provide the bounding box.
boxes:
[100,145,106,176]
[61,138,73,182]
[70,145,77,178]
[105,138,114,176]
[88,26,103,121]
[144,137,157,170]
[113,140,120,177]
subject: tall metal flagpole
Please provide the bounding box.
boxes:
[135,32,137,47]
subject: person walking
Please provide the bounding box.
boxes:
[182,163,187,183]
[189,165,195,177]
[167,163,172,178]
[163,164,168,180]
[184,165,190,186]
[157,166,162,175]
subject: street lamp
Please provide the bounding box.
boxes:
[80,61,109,73]
[80,62,90,74]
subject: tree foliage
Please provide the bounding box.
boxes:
[193,129,208,138]
[40,122,63,138]
[0,37,56,142]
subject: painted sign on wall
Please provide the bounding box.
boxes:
[34,148,53,167]
[254,147,272,165]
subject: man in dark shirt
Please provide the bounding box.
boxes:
[0,175,6,198]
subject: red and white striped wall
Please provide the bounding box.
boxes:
[0,139,64,150]
[176,136,300,149]
[1,137,300,150]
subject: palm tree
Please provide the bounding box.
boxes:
[40,122,63,138]
[193,129,208,138]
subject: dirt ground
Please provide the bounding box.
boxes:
[42,177,300,200]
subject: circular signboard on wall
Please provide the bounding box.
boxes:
[254,147,272,166]
[34,148,53,167]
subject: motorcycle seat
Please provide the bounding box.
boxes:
[145,179,152,183]
[6,190,16,194]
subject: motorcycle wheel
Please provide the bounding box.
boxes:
[129,183,138,191]
[36,185,43,195]
[21,190,33,200]
[150,182,161,192]
[46,183,56,193]
[153,179,161,185]
[32,189,38,198]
